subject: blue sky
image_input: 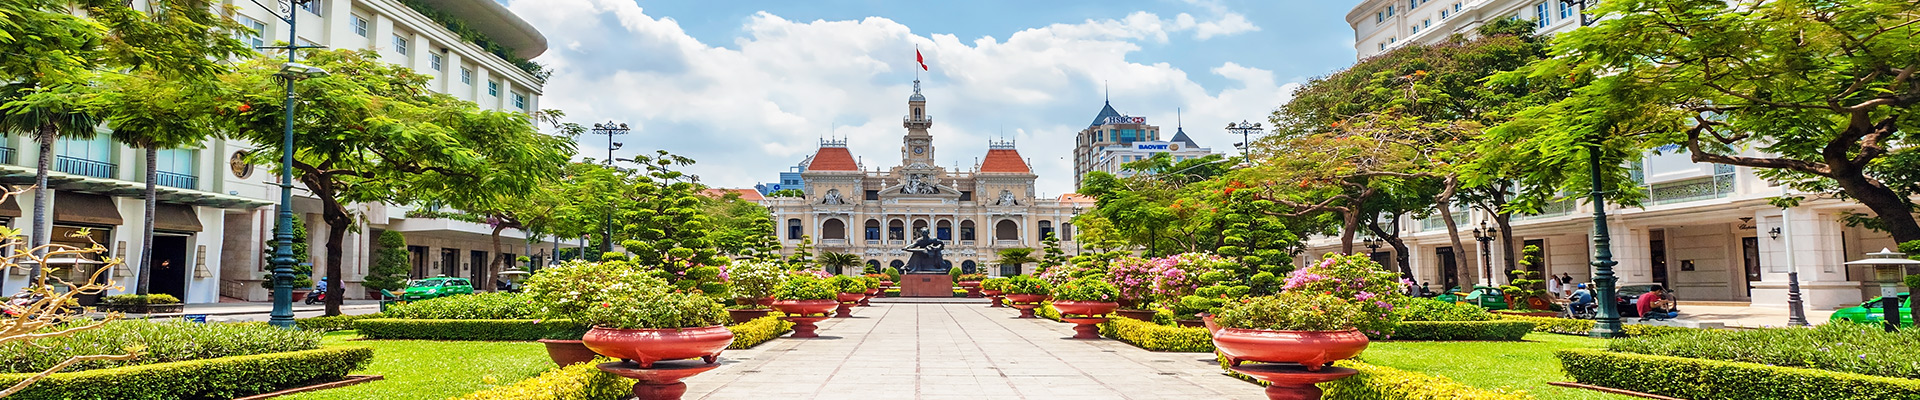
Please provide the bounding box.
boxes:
[508,0,1361,196]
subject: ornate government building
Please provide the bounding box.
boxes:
[764,81,1092,275]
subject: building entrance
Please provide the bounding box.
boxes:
[148,235,191,301]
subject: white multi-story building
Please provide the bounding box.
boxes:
[1072,103,1218,189]
[1332,0,1907,312]
[0,0,565,303]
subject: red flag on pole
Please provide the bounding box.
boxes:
[916,49,928,71]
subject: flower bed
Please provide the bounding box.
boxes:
[1390,321,1537,341]
[1558,348,1920,400]
[450,358,630,400]
[0,346,372,400]
[1097,317,1213,352]
[354,318,588,341]
[0,320,320,374]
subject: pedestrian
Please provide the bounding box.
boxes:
[1546,274,1562,296]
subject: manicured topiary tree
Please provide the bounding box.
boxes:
[364,231,411,295]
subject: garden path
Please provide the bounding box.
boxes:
[682,303,1264,399]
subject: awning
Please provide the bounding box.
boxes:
[153,203,202,232]
[0,195,18,218]
[53,192,122,226]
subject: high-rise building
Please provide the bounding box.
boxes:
[1071,102,1216,189]
[764,81,1094,276]
[1333,0,1903,312]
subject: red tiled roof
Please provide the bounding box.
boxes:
[1056,193,1095,204]
[980,149,1030,173]
[808,147,859,171]
[701,188,764,201]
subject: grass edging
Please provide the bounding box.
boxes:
[1557,348,1920,400]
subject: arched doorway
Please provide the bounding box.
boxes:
[912,219,928,237]
[888,219,905,241]
[889,259,905,271]
[1038,220,1053,240]
[865,259,880,274]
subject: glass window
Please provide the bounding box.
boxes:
[56,135,112,161]
[460,67,473,84]
[512,92,527,111]
[299,0,321,16]
[1535,2,1550,27]
[155,148,195,175]
[1386,5,1394,16]
[238,17,266,49]
[487,80,499,96]
[392,34,408,55]
[1376,12,1384,23]
[430,53,443,71]
[1560,1,1575,19]
[351,14,368,37]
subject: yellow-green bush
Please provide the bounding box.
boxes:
[1037,302,1062,321]
[1317,360,1534,399]
[728,315,792,349]
[1495,315,1695,337]
[451,358,630,400]
[0,347,372,400]
[1098,316,1213,352]
[1558,348,1920,400]
[295,313,384,332]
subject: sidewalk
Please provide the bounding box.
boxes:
[1671,303,1836,329]
[107,300,383,322]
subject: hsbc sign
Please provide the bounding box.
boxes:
[1103,115,1147,125]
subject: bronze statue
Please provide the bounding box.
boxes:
[902,227,946,273]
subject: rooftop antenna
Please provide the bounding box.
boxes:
[1177,107,1183,129]
[1104,80,1109,103]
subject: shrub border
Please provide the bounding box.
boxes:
[0,347,373,400]
[1098,316,1213,352]
[1495,315,1697,337]
[728,316,793,349]
[1558,348,1920,400]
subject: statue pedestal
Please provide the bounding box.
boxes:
[900,274,954,298]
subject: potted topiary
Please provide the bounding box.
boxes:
[1052,278,1120,339]
[772,274,839,338]
[1001,275,1053,319]
[858,275,882,306]
[980,277,1010,307]
[577,289,734,369]
[724,260,786,323]
[826,275,868,318]
[956,273,988,297]
[1211,291,1369,370]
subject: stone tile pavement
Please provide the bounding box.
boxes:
[683,303,1266,399]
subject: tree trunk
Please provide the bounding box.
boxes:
[1436,178,1474,291]
[485,224,506,291]
[27,128,55,282]
[136,147,158,295]
[1339,210,1358,254]
[1365,220,1413,278]
[1494,212,1518,284]
[1830,172,1920,243]
[322,201,351,316]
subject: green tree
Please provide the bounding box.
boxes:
[767,188,804,197]
[614,151,724,274]
[93,71,231,296]
[700,191,779,260]
[365,231,410,294]
[1514,0,1920,242]
[817,251,859,276]
[222,49,570,315]
[994,248,1038,275]
[1039,232,1068,268]
[788,235,814,269]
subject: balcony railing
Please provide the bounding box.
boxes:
[156,171,197,189]
[1513,199,1577,221]
[55,156,114,179]
[1420,211,1468,231]
[0,147,14,164]
[1645,164,1736,205]
[819,239,848,247]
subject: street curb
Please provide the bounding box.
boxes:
[108,304,382,319]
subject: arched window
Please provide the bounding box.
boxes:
[936,220,952,240]
[865,259,880,274]
[864,219,881,241]
[889,259,905,270]
[912,219,928,235]
[888,219,905,241]
[961,260,976,274]
[1038,220,1054,240]
[821,218,846,240]
[1060,222,1073,241]
[960,220,976,241]
[787,219,802,240]
[994,220,1019,241]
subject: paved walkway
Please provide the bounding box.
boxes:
[1673,303,1837,328]
[684,303,1265,400]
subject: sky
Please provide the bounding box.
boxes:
[504,0,1362,197]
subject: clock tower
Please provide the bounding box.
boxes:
[901,79,935,168]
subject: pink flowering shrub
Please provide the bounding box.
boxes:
[1037,262,1093,286]
[1105,256,1159,308]
[1282,253,1408,337]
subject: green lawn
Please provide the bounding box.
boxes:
[279,331,555,400]
[1360,333,1633,400]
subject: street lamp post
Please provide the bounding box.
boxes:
[1843,249,1919,332]
[263,0,329,329]
[1225,120,1264,163]
[1586,143,1623,338]
[1778,201,1809,326]
[1472,220,1498,287]
[590,121,629,258]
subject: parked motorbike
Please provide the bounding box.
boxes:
[304,289,328,305]
[3,292,46,318]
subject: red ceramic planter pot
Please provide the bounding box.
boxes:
[772,299,838,316]
[1202,313,1220,334]
[537,339,598,366]
[836,292,865,303]
[959,281,983,298]
[582,326,735,369]
[1051,301,1119,317]
[1212,328,1369,371]
[1004,293,1048,304]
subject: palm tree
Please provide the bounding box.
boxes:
[994,248,1039,276]
[817,251,860,276]
[0,84,103,282]
[96,72,224,295]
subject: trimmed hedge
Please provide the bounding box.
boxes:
[727,316,792,349]
[452,358,629,400]
[1390,321,1536,341]
[295,313,384,332]
[0,346,372,400]
[1558,348,1920,400]
[355,318,588,341]
[384,292,540,319]
[1495,315,1697,337]
[1098,316,1214,352]
[0,320,320,373]
[1318,360,1534,399]
[1606,322,1920,379]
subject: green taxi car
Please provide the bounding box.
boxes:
[400,277,475,301]
[1831,293,1912,327]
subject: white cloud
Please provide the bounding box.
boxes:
[509,0,1291,196]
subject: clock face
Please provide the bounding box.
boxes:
[913,147,925,155]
